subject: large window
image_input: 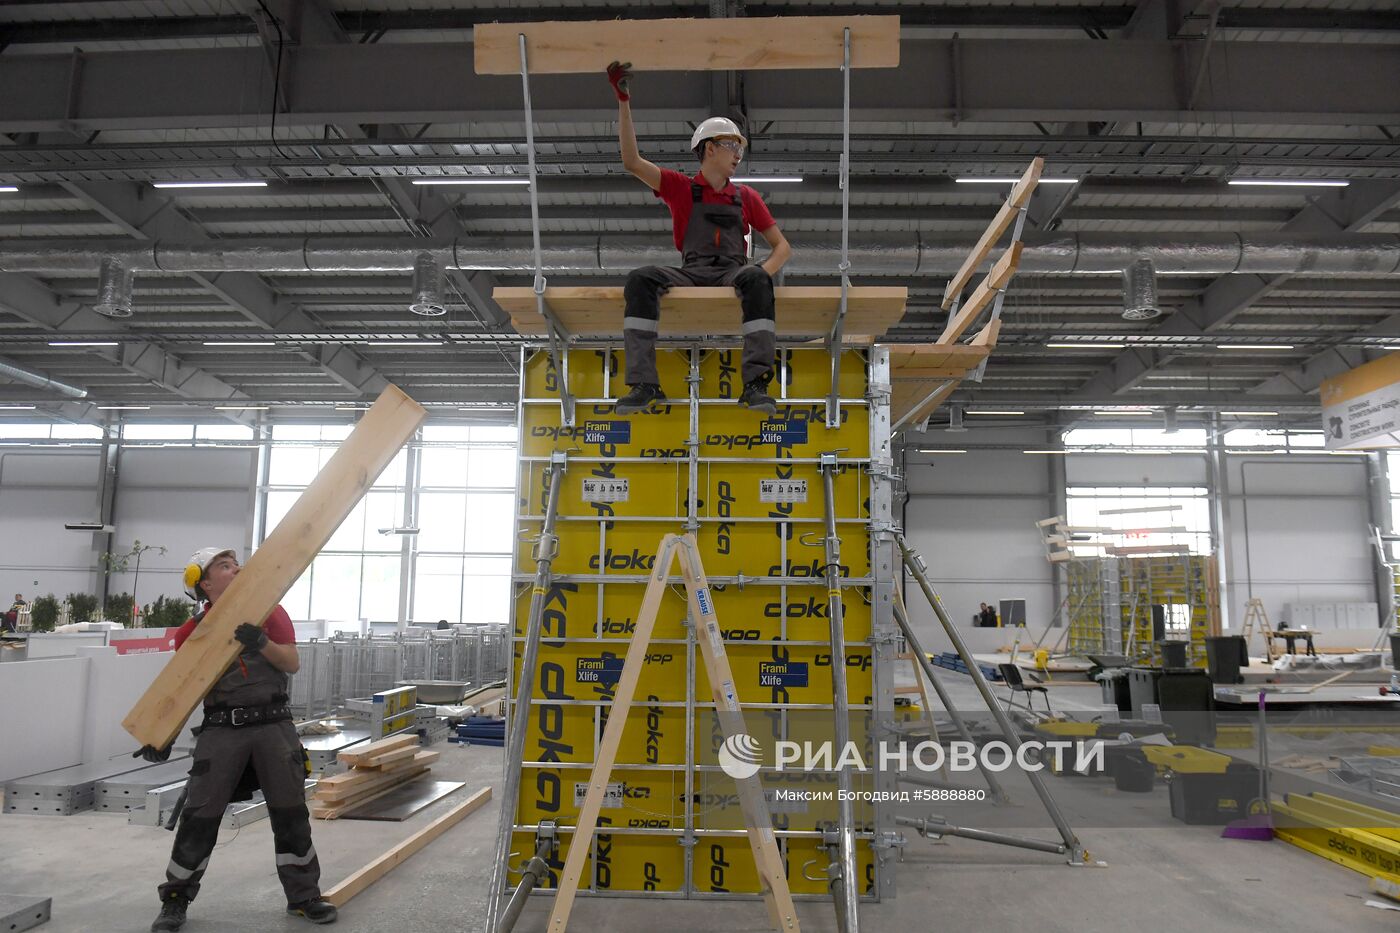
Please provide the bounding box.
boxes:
[1066,486,1212,556]
[267,423,518,627]
[1063,427,1208,449]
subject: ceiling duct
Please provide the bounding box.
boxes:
[1121,258,1161,321]
[0,233,1395,277]
[408,251,447,317]
[92,256,134,318]
[0,355,88,398]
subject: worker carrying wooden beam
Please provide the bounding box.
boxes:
[140,547,337,932]
[608,60,793,415]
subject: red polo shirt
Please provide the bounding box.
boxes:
[173,604,295,650]
[654,168,777,252]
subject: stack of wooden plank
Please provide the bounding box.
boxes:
[311,734,439,820]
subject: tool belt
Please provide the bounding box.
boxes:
[202,697,291,729]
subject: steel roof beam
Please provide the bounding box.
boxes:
[0,39,1394,132]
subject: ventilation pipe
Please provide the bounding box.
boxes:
[408,251,447,317]
[93,256,134,318]
[1121,258,1161,321]
[0,356,89,398]
[0,233,1395,277]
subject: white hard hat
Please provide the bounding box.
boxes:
[690,117,747,154]
[183,547,236,601]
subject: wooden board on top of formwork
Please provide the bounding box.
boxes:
[498,286,908,339]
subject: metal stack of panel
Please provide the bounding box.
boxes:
[506,343,898,902]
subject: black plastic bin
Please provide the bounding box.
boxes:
[1158,640,1189,668]
[1167,763,1262,824]
[1205,635,1246,684]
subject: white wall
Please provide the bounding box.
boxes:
[1224,455,1377,642]
[0,450,103,601]
[902,428,1057,655]
[109,448,258,608]
[0,447,256,612]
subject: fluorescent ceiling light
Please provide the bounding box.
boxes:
[916,448,967,454]
[0,186,17,193]
[411,178,529,186]
[1094,409,1154,415]
[336,404,371,410]
[1228,179,1349,188]
[368,340,442,346]
[97,405,151,410]
[203,341,276,348]
[1046,342,1126,349]
[1024,449,1070,455]
[967,409,1024,416]
[1217,344,1294,350]
[0,404,37,410]
[152,180,268,189]
[1384,346,1400,351]
[1221,411,1279,416]
[957,177,1079,185]
[49,340,118,347]
[214,405,269,411]
[732,176,804,183]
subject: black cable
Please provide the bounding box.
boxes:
[253,0,295,163]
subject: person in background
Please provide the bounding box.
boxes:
[979,602,999,628]
[138,547,336,931]
[4,593,25,633]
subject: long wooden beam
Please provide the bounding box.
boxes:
[938,242,1023,344]
[323,787,493,907]
[475,15,901,75]
[122,384,428,749]
[941,156,1043,309]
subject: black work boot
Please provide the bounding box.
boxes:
[150,895,188,932]
[288,898,338,925]
[615,383,665,414]
[738,379,777,416]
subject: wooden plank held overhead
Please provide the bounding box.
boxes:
[474,15,901,75]
[122,385,428,750]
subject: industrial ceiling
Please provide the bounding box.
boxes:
[0,0,1397,431]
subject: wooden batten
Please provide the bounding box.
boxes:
[475,15,901,75]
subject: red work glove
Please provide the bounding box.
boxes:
[607,61,632,102]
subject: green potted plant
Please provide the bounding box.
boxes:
[104,592,135,627]
[66,592,99,625]
[100,540,167,626]
[29,594,59,633]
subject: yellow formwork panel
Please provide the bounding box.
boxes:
[698,644,874,706]
[699,404,870,460]
[518,766,687,829]
[512,342,884,898]
[694,836,876,897]
[693,521,872,580]
[514,703,690,768]
[698,461,867,522]
[515,642,689,704]
[513,582,692,642]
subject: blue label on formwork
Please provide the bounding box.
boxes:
[758,661,809,688]
[759,420,807,445]
[577,656,625,685]
[583,420,631,445]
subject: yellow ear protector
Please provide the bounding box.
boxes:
[183,563,203,590]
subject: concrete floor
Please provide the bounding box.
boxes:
[3,684,1398,933]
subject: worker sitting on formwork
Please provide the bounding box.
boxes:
[608,60,793,416]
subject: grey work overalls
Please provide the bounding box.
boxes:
[158,623,321,906]
[622,182,777,387]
